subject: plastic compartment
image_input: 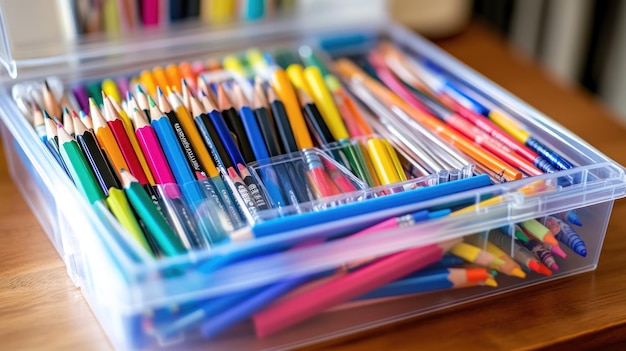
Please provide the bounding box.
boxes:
[0,18,625,351]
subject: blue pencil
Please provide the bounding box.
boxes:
[237,89,286,208]
[148,102,204,211]
[200,274,309,338]
[207,105,246,168]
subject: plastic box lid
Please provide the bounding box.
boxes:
[0,0,388,81]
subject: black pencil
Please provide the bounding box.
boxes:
[266,85,298,154]
[73,109,120,195]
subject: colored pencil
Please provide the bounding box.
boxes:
[266,85,299,154]
[57,123,106,204]
[73,110,120,195]
[357,267,494,300]
[271,68,314,150]
[90,98,129,179]
[217,83,256,163]
[106,187,153,255]
[173,83,221,178]
[102,93,150,185]
[334,59,523,182]
[108,93,156,185]
[131,107,177,186]
[303,66,350,141]
[43,80,62,119]
[253,238,461,338]
[120,169,185,256]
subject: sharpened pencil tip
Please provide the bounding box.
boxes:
[484,277,498,287]
[511,267,526,279]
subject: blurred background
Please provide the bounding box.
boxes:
[2,0,624,119]
[392,0,626,121]
[471,0,626,119]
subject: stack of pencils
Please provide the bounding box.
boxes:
[11,42,591,341]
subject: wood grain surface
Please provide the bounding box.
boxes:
[2,22,626,350]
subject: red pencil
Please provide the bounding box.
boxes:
[102,92,150,185]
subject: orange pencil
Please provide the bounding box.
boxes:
[152,66,171,92]
[139,70,158,97]
[338,89,374,135]
[43,80,62,119]
[90,98,128,178]
[179,61,198,90]
[334,59,522,181]
[165,64,183,92]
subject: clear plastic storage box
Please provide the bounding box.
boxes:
[0,2,625,350]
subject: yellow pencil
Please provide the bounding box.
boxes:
[303,66,350,141]
[165,87,220,177]
[106,187,153,255]
[366,138,400,185]
[140,70,158,97]
[271,68,314,150]
[102,78,122,104]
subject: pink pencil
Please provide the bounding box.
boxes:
[131,108,180,198]
[253,237,461,337]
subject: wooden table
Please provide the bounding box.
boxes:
[2,22,626,350]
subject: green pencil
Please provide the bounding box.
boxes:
[57,123,106,204]
[119,169,186,257]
